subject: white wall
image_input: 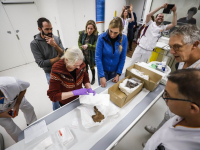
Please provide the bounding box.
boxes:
[96,23,105,34]
[34,0,65,48]
[142,0,153,23]
[104,0,126,31]
[129,0,146,22]
[35,0,97,48]
[56,0,96,48]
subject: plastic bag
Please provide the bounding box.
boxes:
[79,94,110,106]
[77,105,106,129]
[32,136,53,150]
[119,78,142,95]
[77,94,120,129]
[56,127,74,147]
[130,68,149,80]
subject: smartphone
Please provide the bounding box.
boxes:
[163,4,174,14]
[8,110,16,117]
[126,6,130,9]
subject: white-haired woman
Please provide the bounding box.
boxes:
[47,47,95,107]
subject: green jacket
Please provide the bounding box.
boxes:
[78,30,98,67]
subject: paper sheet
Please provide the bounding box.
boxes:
[24,120,48,144]
[79,94,110,106]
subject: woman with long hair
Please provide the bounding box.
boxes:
[95,17,128,87]
[78,20,98,85]
[119,5,134,36]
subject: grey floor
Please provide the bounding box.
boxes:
[0,57,167,149]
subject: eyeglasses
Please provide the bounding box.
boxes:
[162,90,200,107]
[169,43,187,52]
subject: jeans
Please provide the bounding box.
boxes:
[98,71,117,85]
[45,73,60,111]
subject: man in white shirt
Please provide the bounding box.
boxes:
[130,3,177,65]
[144,69,200,150]
[0,77,37,142]
[145,24,200,135]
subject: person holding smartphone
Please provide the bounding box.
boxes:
[119,4,134,36]
[30,18,65,111]
[0,77,37,142]
[130,3,177,65]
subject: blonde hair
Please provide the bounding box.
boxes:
[109,17,123,52]
[61,47,84,65]
[85,20,97,34]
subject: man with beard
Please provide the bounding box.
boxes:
[30,17,64,111]
[130,3,177,65]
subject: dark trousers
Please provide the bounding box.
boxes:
[128,28,134,49]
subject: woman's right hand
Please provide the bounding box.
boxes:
[100,77,107,87]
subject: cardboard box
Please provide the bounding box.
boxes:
[108,76,144,108]
[125,63,162,91]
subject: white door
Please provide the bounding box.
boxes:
[3,3,40,63]
[0,3,26,71]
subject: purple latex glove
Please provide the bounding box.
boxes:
[72,88,89,96]
[87,88,96,96]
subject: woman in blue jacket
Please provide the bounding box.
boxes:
[95,17,128,87]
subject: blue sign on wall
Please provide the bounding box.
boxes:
[96,0,105,23]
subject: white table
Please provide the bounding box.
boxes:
[6,74,165,150]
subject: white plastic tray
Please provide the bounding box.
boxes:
[56,126,74,147]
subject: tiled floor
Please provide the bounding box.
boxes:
[126,42,137,58]
[0,57,167,149]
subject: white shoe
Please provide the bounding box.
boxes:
[144,125,156,134]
